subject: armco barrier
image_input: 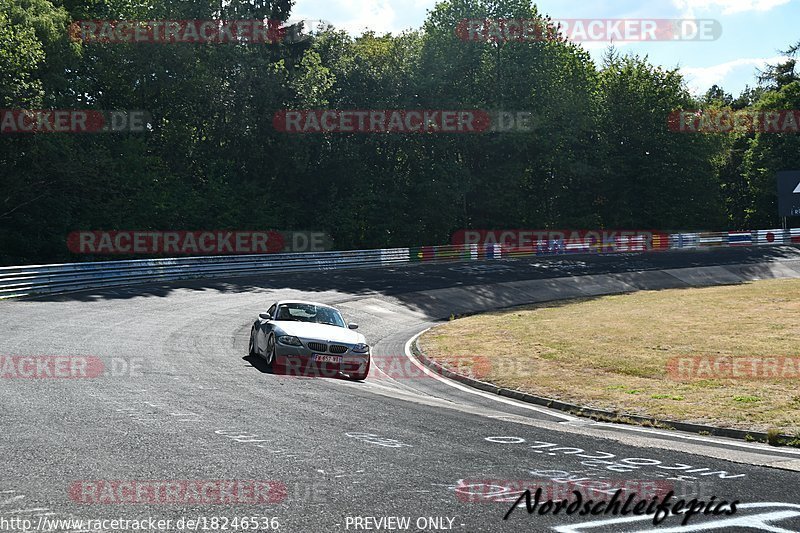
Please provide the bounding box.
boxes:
[0,230,797,299]
[0,249,382,299]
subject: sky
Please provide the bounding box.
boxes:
[289,0,799,97]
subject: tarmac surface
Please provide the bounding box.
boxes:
[2,246,800,532]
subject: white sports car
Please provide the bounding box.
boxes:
[248,300,371,380]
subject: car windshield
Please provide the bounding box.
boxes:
[274,303,346,327]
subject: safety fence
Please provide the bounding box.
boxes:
[1,229,798,299]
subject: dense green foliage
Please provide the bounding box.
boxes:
[1,0,798,265]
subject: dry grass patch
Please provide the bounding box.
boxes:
[419,278,800,434]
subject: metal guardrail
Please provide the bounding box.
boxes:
[1,229,798,299]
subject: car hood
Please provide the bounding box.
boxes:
[276,322,365,345]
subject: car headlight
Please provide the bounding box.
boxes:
[278,335,302,346]
[351,343,369,354]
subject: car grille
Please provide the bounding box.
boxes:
[329,345,348,354]
[307,342,327,353]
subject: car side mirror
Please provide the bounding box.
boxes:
[348,323,359,330]
[259,312,271,320]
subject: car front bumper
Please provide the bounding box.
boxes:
[274,345,370,377]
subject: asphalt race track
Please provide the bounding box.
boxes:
[2,247,800,533]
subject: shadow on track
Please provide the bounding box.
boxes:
[20,246,800,321]
[242,355,362,382]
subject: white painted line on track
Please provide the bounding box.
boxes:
[403,329,577,422]
[552,502,800,532]
[358,370,435,398]
[592,422,800,457]
[369,355,441,397]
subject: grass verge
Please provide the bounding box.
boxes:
[419,278,800,436]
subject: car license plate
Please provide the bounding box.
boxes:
[314,354,342,364]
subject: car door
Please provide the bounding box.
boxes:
[256,303,277,353]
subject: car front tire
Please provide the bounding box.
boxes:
[265,334,276,368]
[248,327,257,357]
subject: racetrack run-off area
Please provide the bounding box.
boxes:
[420,278,800,435]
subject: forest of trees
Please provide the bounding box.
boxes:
[1,0,799,265]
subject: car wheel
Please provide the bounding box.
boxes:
[248,327,257,357]
[348,359,370,381]
[265,334,276,368]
